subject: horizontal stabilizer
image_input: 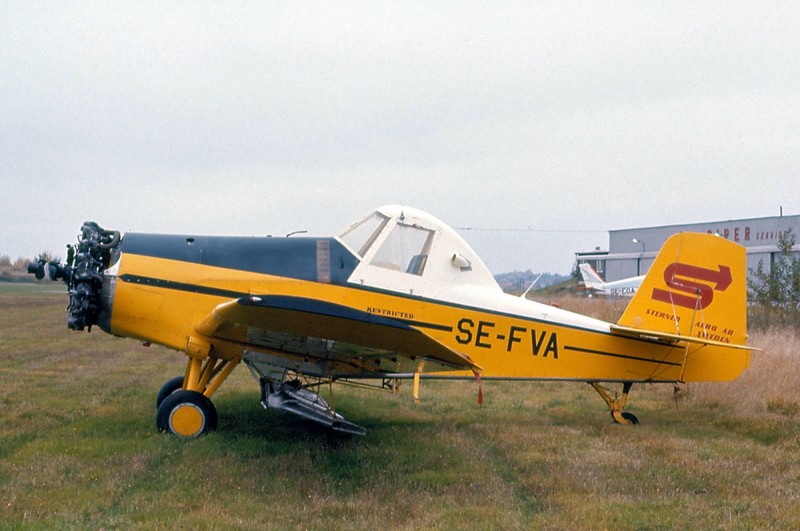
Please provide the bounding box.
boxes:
[609,323,755,350]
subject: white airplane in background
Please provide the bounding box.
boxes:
[579,263,644,297]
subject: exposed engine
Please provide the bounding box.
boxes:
[28,222,120,331]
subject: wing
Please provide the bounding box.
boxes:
[195,295,481,377]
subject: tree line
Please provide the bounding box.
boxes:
[747,228,800,331]
[0,252,61,279]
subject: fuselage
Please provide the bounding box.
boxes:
[100,231,746,384]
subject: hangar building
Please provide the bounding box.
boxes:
[575,213,800,283]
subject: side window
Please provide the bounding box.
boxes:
[339,213,388,257]
[370,224,433,275]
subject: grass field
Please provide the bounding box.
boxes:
[1,287,799,529]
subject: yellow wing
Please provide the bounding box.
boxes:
[195,294,481,377]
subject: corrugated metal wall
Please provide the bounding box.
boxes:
[576,214,800,282]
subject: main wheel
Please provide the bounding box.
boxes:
[155,376,186,410]
[156,390,218,438]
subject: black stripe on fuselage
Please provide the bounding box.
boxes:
[241,295,415,331]
[564,345,682,367]
[399,320,453,332]
[119,274,247,299]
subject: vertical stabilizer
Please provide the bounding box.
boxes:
[579,263,605,289]
[617,232,748,347]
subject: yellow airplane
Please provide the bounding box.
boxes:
[29,206,753,437]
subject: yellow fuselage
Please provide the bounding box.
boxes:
[110,253,749,384]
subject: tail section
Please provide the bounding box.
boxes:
[617,232,748,347]
[579,263,605,289]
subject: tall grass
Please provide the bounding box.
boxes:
[1,289,799,529]
[544,294,800,420]
[688,328,800,419]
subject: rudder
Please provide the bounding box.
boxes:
[617,232,748,347]
[579,263,605,289]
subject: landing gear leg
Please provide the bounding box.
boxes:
[590,382,639,425]
[155,348,241,437]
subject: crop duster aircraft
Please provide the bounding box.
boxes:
[29,206,753,437]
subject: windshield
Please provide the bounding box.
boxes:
[338,212,388,257]
[370,223,433,275]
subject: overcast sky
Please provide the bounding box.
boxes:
[2,2,799,274]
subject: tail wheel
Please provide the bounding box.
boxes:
[611,410,640,425]
[156,390,218,438]
[155,376,186,410]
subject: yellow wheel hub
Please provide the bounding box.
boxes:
[170,403,205,438]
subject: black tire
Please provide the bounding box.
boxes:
[611,411,640,425]
[156,390,218,438]
[156,376,186,410]
[621,411,639,425]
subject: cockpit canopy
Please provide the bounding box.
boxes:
[335,205,500,297]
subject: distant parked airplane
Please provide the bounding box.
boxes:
[579,263,643,297]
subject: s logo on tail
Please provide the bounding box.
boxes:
[651,262,733,310]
